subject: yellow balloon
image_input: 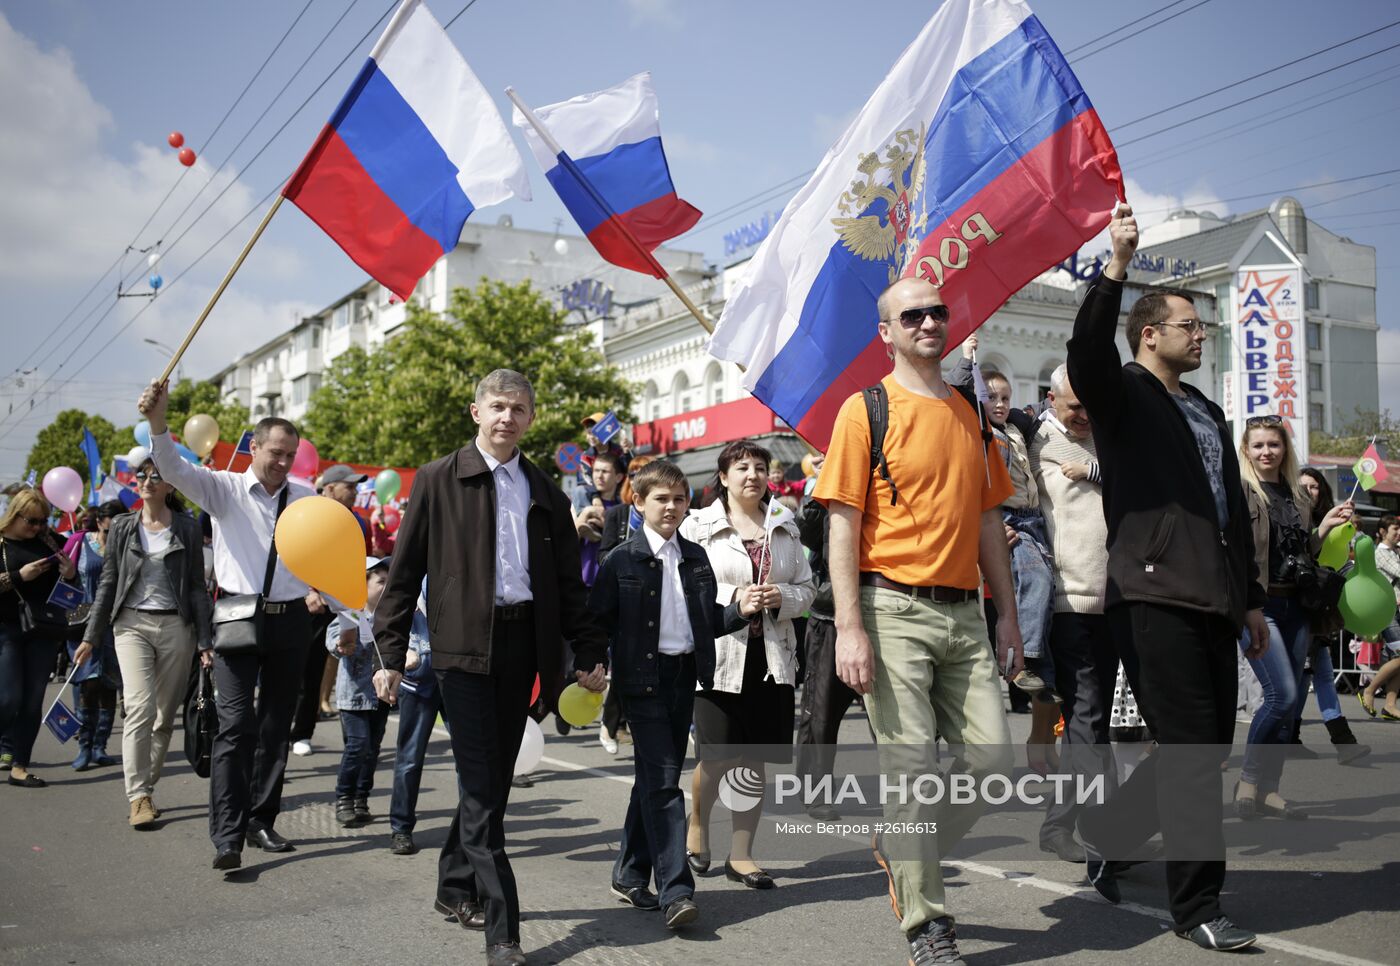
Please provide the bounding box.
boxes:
[557,682,605,727]
[274,496,368,609]
[182,413,221,459]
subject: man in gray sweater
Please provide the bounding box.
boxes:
[1029,364,1127,861]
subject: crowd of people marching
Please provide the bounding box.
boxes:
[3,205,1398,966]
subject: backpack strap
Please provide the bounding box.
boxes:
[951,383,995,457]
[862,385,898,507]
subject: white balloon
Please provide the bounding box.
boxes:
[514,716,544,775]
[553,238,569,256]
[126,445,151,468]
[147,251,161,268]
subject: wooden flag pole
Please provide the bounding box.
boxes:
[505,87,713,335]
[156,194,287,384]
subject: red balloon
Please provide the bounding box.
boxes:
[178,148,196,167]
[168,131,185,148]
[380,505,401,534]
[530,674,541,707]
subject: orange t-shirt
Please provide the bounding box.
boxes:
[812,375,1014,589]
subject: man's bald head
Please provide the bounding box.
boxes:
[876,275,942,324]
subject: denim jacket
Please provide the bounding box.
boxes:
[588,526,748,696]
[326,613,379,711]
[400,607,436,696]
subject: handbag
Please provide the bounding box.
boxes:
[2,539,85,643]
[211,487,289,654]
[183,662,216,778]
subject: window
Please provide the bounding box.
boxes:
[312,325,321,348]
[333,304,351,329]
[1214,281,1232,322]
[1308,362,1323,389]
[1306,321,1322,351]
[1037,363,1059,402]
[1304,281,1320,311]
[703,363,725,407]
[670,372,690,416]
[292,374,321,406]
[1309,403,1324,428]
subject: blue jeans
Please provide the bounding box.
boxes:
[1304,640,1341,723]
[336,703,390,799]
[1239,595,1310,791]
[391,683,444,834]
[0,622,57,769]
[1004,508,1054,661]
[614,653,697,906]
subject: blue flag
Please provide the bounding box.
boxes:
[591,411,623,445]
[48,580,85,611]
[235,430,255,456]
[25,469,36,487]
[44,699,83,743]
[80,427,102,506]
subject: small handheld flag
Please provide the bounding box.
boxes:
[235,430,255,456]
[1354,442,1389,492]
[44,699,83,744]
[591,412,623,446]
[47,580,86,612]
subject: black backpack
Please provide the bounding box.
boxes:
[861,382,994,506]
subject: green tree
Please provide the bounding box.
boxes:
[24,409,126,488]
[162,377,253,452]
[304,279,634,472]
[1308,408,1399,459]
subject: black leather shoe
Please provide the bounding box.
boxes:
[486,941,526,965]
[685,850,710,875]
[1176,916,1256,951]
[724,860,775,889]
[1040,829,1084,863]
[1077,820,1119,904]
[353,795,371,823]
[336,797,358,827]
[212,848,242,871]
[389,832,416,855]
[663,897,699,929]
[434,897,486,930]
[610,881,660,910]
[246,827,293,853]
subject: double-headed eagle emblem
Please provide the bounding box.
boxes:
[832,124,928,283]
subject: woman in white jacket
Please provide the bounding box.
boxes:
[681,440,816,889]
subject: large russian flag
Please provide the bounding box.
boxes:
[283,0,530,300]
[512,73,701,278]
[708,0,1123,449]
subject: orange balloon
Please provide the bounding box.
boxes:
[274,496,368,609]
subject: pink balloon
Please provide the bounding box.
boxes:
[291,439,320,479]
[42,466,85,513]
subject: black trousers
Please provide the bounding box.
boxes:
[1078,602,1237,931]
[209,602,311,851]
[436,613,538,945]
[1042,612,1123,844]
[290,611,335,742]
[794,616,860,785]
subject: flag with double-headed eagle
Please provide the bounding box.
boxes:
[708,0,1123,448]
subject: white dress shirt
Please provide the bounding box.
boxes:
[149,431,314,601]
[476,440,532,605]
[643,525,694,656]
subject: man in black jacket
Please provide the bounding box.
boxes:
[373,369,607,966]
[1066,205,1269,953]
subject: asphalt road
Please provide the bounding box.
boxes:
[2,679,1397,966]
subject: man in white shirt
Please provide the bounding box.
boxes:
[138,380,313,871]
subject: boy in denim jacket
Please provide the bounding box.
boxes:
[327,557,391,827]
[588,461,761,930]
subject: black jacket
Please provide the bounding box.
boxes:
[83,512,214,649]
[597,502,635,565]
[1066,275,1265,627]
[374,444,607,691]
[796,498,833,620]
[587,526,747,695]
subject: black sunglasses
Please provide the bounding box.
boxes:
[21,515,46,526]
[889,304,950,327]
[134,471,164,483]
[1246,415,1284,428]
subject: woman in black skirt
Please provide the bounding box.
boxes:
[680,440,815,888]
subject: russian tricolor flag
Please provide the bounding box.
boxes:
[708,0,1123,449]
[512,73,700,278]
[283,0,530,300]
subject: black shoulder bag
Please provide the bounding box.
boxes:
[210,487,289,653]
[183,659,216,778]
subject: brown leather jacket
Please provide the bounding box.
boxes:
[1244,482,1320,597]
[374,443,606,692]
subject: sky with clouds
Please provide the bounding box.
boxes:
[2,0,1397,476]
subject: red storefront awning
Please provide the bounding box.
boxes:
[632,397,788,456]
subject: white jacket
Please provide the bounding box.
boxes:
[680,499,817,693]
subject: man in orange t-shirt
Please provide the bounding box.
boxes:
[812,274,1020,965]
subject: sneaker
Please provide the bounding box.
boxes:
[389,832,416,855]
[599,724,618,755]
[291,740,313,757]
[907,916,965,966]
[610,881,660,910]
[1013,669,1047,694]
[1176,916,1257,951]
[129,796,157,829]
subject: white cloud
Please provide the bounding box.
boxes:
[0,11,314,476]
[622,0,681,27]
[665,131,718,165]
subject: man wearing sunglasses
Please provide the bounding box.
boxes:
[1066,204,1268,952]
[814,276,1020,966]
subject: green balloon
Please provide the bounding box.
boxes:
[1338,536,1397,640]
[374,468,401,506]
[1317,521,1354,571]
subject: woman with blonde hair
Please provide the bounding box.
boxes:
[1,487,78,787]
[1234,416,1352,818]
